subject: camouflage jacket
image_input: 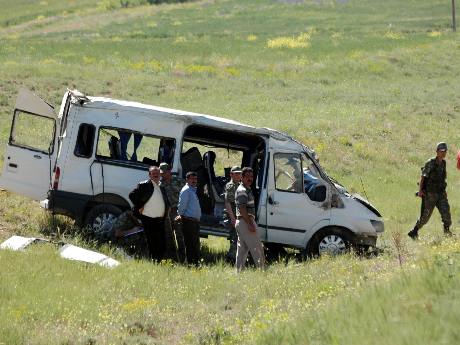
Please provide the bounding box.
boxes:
[223,180,240,219]
[113,210,139,233]
[160,177,185,208]
[421,157,447,193]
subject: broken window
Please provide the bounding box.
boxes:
[10,111,55,154]
[274,153,303,193]
[96,127,175,166]
[74,123,95,158]
[302,153,326,202]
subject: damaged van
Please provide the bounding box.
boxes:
[0,88,384,256]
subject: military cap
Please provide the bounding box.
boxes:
[230,166,242,173]
[436,142,448,152]
[159,162,170,172]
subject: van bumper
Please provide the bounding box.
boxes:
[353,233,377,247]
[44,190,92,224]
[39,199,49,210]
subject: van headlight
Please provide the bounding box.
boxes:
[370,220,384,233]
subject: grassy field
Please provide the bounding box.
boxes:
[0,0,460,344]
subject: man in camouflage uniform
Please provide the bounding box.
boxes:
[223,166,242,262]
[408,142,453,239]
[96,210,142,243]
[159,162,186,261]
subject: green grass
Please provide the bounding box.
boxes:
[1,237,459,345]
[1,0,460,343]
[259,246,460,345]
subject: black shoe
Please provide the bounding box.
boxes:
[444,229,454,237]
[408,230,418,240]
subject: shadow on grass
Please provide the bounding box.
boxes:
[36,213,383,268]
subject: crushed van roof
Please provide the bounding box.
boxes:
[71,91,312,153]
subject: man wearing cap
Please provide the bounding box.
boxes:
[408,142,453,239]
[223,166,242,261]
[235,167,265,271]
[159,162,186,261]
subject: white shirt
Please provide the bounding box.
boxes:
[142,182,165,218]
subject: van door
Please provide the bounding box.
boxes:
[0,89,56,200]
[265,151,331,246]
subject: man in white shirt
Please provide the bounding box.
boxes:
[129,166,169,261]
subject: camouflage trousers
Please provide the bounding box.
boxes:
[226,224,238,262]
[164,209,186,262]
[414,192,451,232]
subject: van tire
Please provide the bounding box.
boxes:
[264,243,287,263]
[84,204,122,234]
[307,227,352,257]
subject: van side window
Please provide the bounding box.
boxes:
[96,127,175,166]
[302,153,326,202]
[10,111,55,154]
[74,123,95,158]
[274,153,302,193]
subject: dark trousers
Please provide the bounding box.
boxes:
[182,218,201,265]
[226,224,238,261]
[140,215,165,261]
[414,191,451,232]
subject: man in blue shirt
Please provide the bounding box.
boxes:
[176,171,202,265]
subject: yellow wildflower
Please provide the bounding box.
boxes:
[428,31,442,37]
[267,32,312,49]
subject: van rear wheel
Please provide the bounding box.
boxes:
[84,204,122,235]
[307,227,352,257]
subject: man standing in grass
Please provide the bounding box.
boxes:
[224,166,242,262]
[408,142,453,239]
[235,167,265,271]
[176,171,202,265]
[159,162,186,262]
[129,166,169,261]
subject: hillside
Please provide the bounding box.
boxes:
[0,0,459,344]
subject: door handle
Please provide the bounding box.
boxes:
[33,155,42,159]
[268,196,279,206]
[8,163,17,168]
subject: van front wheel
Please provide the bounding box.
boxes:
[307,227,352,257]
[84,204,122,234]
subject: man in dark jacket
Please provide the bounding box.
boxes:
[129,166,170,261]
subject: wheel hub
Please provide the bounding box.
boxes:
[92,213,117,233]
[318,235,346,255]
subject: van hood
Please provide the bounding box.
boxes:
[351,193,381,218]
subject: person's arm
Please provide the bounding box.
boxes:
[176,189,189,219]
[129,183,144,216]
[419,160,431,198]
[128,211,142,226]
[225,199,236,226]
[418,176,425,197]
[235,189,256,232]
[239,205,256,232]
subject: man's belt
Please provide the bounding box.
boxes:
[180,215,200,223]
[237,215,255,219]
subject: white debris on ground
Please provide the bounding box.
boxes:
[59,244,120,268]
[0,235,48,251]
[0,235,119,268]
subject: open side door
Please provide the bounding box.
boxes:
[0,88,57,200]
